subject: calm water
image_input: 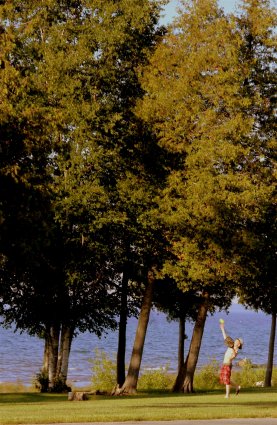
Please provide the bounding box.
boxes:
[0,304,275,387]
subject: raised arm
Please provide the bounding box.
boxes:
[220,322,227,340]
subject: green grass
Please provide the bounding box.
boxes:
[0,388,277,424]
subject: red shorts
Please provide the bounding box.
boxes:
[220,364,232,385]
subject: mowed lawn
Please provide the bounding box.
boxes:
[0,388,277,424]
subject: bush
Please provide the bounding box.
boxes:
[34,370,71,393]
[194,359,221,390]
[89,350,277,393]
[271,367,277,386]
[232,360,277,388]
[90,350,173,392]
[0,380,33,393]
[194,358,277,390]
[138,366,174,391]
[90,349,116,392]
[34,370,49,393]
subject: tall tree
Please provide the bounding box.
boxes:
[136,0,275,392]
[234,0,276,388]
[1,0,166,390]
[49,0,168,393]
[153,279,198,377]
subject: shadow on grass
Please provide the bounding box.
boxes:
[0,386,276,404]
[0,393,67,403]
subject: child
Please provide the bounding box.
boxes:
[219,321,243,398]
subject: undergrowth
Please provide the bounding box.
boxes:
[1,351,276,393]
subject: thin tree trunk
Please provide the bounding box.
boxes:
[56,325,65,380]
[172,315,187,392]
[115,270,155,395]
[57,324,73,388]
[172,359,187,392]
[117,267,129,387]
[42,330,50,375]
[178,315,185,373]
[48,324,60,390]
[182,292,209,393]
[264,312,276,387]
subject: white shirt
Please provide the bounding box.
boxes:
[223,347,237,365]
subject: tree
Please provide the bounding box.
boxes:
[1,0,169,392]
[1,0,158,390]
[137,0,271,392]
[153,278,198,377]
[48,0,168,393]
[234,0,276,387]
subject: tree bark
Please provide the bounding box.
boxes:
[48,324,60,389]
[57,324,73,387]
[264,312,276,387]
[182,293,209,393]
[172,359,187,392]
[115,269,155,394]
[42,329,50,376]
[172,316,187,392]
[178,315,185,373]
[117,267,129,387]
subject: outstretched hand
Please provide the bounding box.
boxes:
[220,321,227,340]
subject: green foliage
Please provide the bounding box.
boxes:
[138,366,174,391]
[90,349,116,392]
[193,360,277,390]
[234,0,277,315]
[90,350,174,392]
[138,0,250,310]
[232,361,277,388]
[194,359,221,390]
[34,370,70,393]
[0,381,34,394]
[89,352,277,392]
[34,371,49,393]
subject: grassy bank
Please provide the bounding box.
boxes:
[0,388,277,424]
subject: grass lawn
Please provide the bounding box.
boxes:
[0,388,277,424]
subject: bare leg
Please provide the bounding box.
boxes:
[230,379,241,395]
[225,384,230,398]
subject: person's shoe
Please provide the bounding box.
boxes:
[236,386,241,395]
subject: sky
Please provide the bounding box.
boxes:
[160,0,241,24]
[161,0,276,24]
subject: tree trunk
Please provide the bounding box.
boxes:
[172,315,187,392]
[117,267,129,387]
[57,324,73,387]
[264,312,276,387]
[115,270,155,394]
[42,330,50,375]
[48,324,60,390]
[172,359,187,392]
[182,293,209,393]
[178,315,185,373]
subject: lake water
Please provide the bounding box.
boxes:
[0,304,276,388]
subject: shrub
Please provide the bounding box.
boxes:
[271,367,277,386]
[34,370,49,393]
[89,350,276,392]
[90,349,116,392]
[34,371,71,393]
[232,360,277,388]
[138,366,174,391]
[194,359,221,390]
[90,350,174,392]
[0,380,33,393]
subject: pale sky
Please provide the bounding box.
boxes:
[160,0,242,24]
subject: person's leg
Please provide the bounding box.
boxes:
[225,384,231,398]
[230,379,241,395]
